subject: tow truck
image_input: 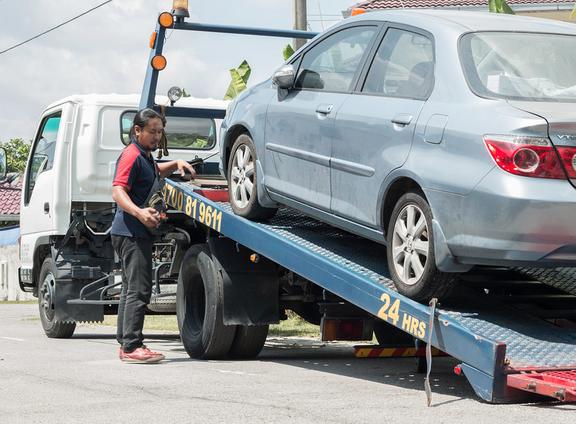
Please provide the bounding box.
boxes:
[19,2,576,404]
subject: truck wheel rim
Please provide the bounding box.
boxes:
[230,144,255,209]
[391,204,429,286]
[40,273,55,321]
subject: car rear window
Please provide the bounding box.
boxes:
[460,32,576,102]
[121,112,217,150]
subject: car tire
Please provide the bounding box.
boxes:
[227,134,277,220]
[386,192,456,302]
[177,244,237,359]
[38,258,76,338]
[228,325,269,359]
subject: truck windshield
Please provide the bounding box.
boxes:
[460,32,576,102]
[121,112,217,150]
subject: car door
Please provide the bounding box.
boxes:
[264,24,379,211]
[330,26,435,228]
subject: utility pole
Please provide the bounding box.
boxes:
[293,0,307,50]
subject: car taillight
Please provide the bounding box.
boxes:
[483,135,566,179]
[556,146,576,179]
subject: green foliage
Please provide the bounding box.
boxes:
[489,0,515,14]
[0,138,31,173]
[283,44,295,61]
[224,60,252,100]
[181,88,191,98]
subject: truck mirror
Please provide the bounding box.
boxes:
[0,147,6,180]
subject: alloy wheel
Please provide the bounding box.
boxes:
[391,204,430,286]
[230,144,255,209]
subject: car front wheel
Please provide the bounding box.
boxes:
[227,134,277,220]
[386,192,456,302]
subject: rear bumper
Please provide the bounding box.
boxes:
[428,168,576,267]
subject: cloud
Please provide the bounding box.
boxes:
[0,0,351,141]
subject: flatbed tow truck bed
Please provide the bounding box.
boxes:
[163,177,576,404]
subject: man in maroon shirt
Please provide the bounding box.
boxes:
[112,108,195,363]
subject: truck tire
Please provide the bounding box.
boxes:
[386,192,456,302]
[177,244,237,359]
[227,134,277,220]
[228,325,269,359]
[38,258,76,338]
[373,321,414,346]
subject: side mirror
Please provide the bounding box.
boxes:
[272,64,296,90]
[0,147,6,180]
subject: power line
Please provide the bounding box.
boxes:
[0,0,113,56]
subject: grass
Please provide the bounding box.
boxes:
[0,300,37,304]
[98,311,320,338]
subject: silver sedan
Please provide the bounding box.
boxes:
[220,10,576,301]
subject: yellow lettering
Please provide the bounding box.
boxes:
[185,196,192,216]
[199,202,206,223]
[205,205,213,227]
[410,317,419,336]
[418,321,426,339]
[402,313,411,332]
[377,293,390,320]
[388,299,400,326]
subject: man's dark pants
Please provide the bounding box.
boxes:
[112,235,153,353]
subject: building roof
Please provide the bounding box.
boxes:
[354,0,573,10]
[0,175,22,218]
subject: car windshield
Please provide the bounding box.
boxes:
[460,31,576,102]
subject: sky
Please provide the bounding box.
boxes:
[0,0,358,142]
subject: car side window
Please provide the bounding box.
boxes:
[362,28,434,99]
[25,113,61,204]
[295,26,378,92]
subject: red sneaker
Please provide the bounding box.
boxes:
[118,347,124,360]
[121,346,165,363]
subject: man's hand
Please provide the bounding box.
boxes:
[176,159,196,178]
[136,207,161,229]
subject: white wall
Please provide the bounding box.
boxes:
[0,245,34,301]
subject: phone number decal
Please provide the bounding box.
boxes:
[377,293,427,339]
[163,185,223,232]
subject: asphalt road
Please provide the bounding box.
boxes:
[1,303,574,424]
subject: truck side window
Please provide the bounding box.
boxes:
[120,112,217,150]
[25,113,61,204]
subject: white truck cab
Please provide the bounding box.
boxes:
[18,94,228,336]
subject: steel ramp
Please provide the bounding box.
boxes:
[164,179,576,403]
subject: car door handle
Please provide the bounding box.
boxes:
[316,104,334,115]
[44,202,50,214]
[391,114,413,126]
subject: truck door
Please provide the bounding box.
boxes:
[20,105,71,255]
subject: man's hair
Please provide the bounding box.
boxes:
[130,108,166,139]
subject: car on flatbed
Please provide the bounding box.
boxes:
[219,10,576,301]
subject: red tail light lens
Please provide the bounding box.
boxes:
[556,146,576,179]
[483,135,566,179]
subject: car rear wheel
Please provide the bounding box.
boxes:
[227,134,277,220]
[386,192,456,302]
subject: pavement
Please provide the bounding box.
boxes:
[1,303,575,424]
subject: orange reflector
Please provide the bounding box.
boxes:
[158,11,174,28]
[151,55,167,71]
[351,8,366,16]
[149,31,157,49]
[249,253,260,263]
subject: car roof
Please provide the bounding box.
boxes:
[347,9,576,35]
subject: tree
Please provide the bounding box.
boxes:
[224,60,252,100]
[488,0,515,14]
[0,138,31,173]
